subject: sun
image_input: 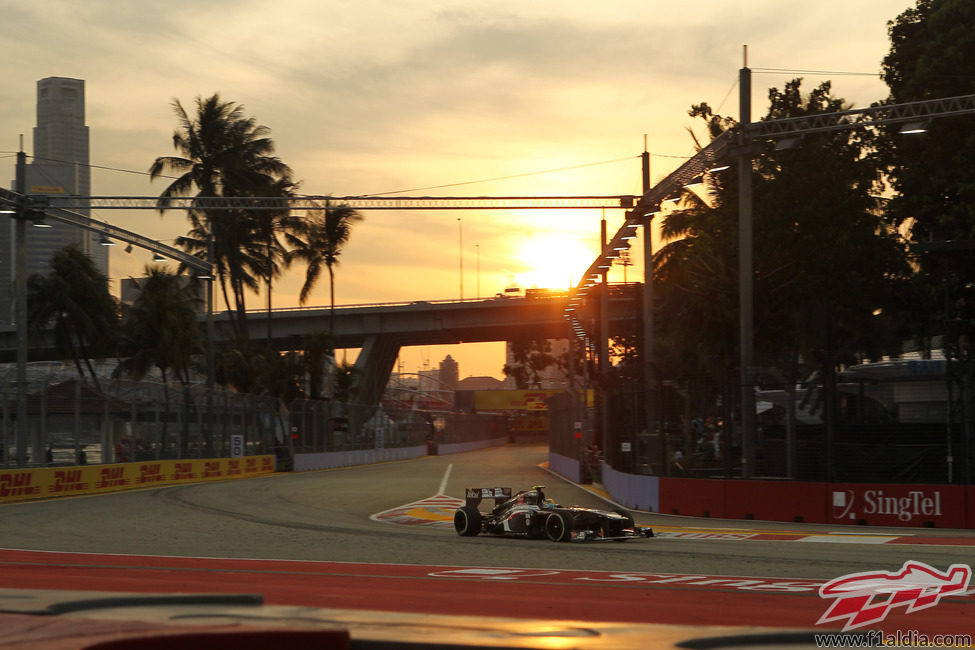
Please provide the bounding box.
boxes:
[512,233,596,291]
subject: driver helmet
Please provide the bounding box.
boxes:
[530,485,546,503]
[542,498,557,509]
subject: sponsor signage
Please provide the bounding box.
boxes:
[828,484,964,527]
[0,455,276,503]
[472,390,564,411]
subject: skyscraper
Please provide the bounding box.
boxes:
[2,77,106,323]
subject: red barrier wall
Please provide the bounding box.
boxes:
[659,478,725,518]
[723,480,827,524]
[657,479,971,529]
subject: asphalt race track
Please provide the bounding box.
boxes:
[0,444,972,638]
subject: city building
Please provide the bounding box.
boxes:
[1,77,106,322]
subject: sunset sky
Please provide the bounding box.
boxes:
[1,0,909,378]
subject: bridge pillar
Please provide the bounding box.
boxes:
[350,335,401,426]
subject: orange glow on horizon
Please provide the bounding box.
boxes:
[511,233,597,291]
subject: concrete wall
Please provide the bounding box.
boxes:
[548,451,581,483]
[600,461,660,512]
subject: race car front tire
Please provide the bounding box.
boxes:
[545,511,571,542]
[454,505,482,537]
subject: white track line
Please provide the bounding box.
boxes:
[438,464,453,496]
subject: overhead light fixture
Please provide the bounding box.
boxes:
[774,136,803,151]
[899,120,930,134]
[0,208,15,214]
[32,219,52,228]
[683,175,705,190]
[626,222,640,229]
[152,253,166,262]
[99,234,114,246]
[707,164,731,173]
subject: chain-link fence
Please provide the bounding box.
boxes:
[288,399,509,455]
[0,364,281,467]
[547,365,975,485]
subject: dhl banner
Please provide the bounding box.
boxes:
[473,390,564,411]
[0,455,275,504]
[511,414,549,432]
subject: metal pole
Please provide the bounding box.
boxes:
[457,218,463,300]
[599,216,610,466]
[206,233,215,454]
[738,51,756,479]
[640,147,660,475]
[14,149,28,467]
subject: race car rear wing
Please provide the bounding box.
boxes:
[465,487,512,509]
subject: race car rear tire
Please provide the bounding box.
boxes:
[545,511,571,542]
[454,506,481,537]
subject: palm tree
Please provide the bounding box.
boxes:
[116,266,203,457]
[27,244,118,391]
[286,199,364,333]
[301,330,335,399]
[251,176,303,344]
[149,94,294,340]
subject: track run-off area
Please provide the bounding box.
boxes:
[0,444,971,637]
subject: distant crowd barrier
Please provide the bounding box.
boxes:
[293,436,509,472]
[550,451,975,529]
[0,455,275,504]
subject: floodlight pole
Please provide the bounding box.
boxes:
[14,149,28,466]
[738,56,756,479]
[599,216,610,465]
[640,146,660,474]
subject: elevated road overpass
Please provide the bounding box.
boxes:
[234,288,641,407]
[0,286,642,410]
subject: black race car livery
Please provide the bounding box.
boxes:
[453,485,654,542]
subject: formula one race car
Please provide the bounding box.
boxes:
[453,485,654,542]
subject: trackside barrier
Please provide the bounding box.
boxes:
[437,436,509,456]
[549,454,974,528]
[600,461,660,513]
[722,480,826,523]
[0,455,275,504]
[549,451,581,484]
[293,437,510,472]
[294,446,427,472]
[658,478,726,519]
